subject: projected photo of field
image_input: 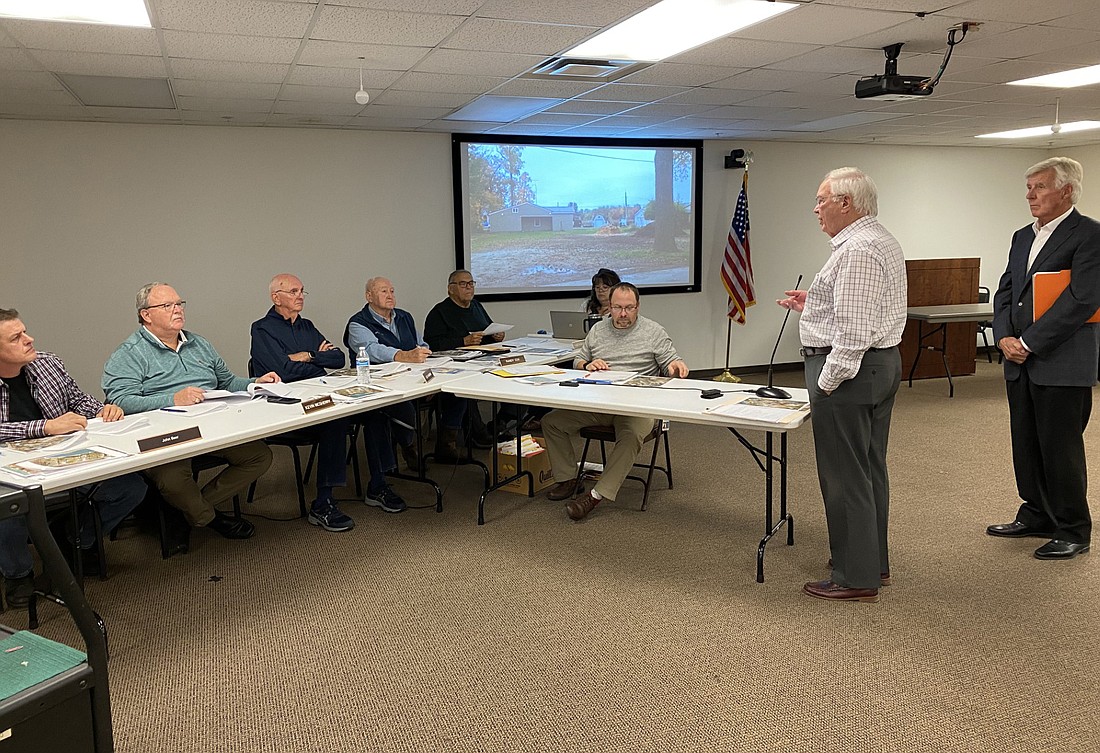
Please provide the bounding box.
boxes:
[456,139,698,296]
[471,228,689,289]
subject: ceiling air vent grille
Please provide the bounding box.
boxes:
[526,57,649,83]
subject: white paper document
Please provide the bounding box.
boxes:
[160,402,229,417]
[705,395,810,424]
[86,416,152,436]
[481,322,513,336]
[577,371,637,384]
[247,382,297,398]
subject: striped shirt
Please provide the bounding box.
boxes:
[799,215,908,393]
[0,352,103,442]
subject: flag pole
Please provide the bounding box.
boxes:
[713,319,740,382]
[715,154,753,384]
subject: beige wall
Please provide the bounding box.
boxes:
[1,120,1053,390]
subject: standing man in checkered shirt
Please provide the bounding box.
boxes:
[777,167,907,604]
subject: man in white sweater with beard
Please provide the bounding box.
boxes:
[542,282,689,520]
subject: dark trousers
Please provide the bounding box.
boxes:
[357,403,415,493]
[806,348,901,590]
[0,473,147,579]
[1007,368,1092,544]
[295,418,349,494]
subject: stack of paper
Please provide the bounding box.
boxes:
[497,434,545,457]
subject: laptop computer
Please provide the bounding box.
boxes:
[550,311,590,340]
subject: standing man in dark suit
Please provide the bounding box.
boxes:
[988,157,1100,560]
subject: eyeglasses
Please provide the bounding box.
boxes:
[610,305,637,314]
[142,301,186,312]
[276,288,308,297]
[450,280,476,288]
[815,195,843,207]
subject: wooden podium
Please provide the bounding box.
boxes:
[900,258,980,380]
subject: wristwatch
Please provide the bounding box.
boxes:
[307,351,315,362]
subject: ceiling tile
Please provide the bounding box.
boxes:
[442,18,596,56]
[169,59,290,83]
[275,99,363,116]
[709,67,837,91]
[950,24,1100,60]
[412,48,542,77]
[670,37,818,68]
[1043,7,1100,32]
[311,6,464,46]
[0,69,61,88]
[390,70,508,94]
[740,4,910,45]
[0,46,40,70]
[370,89,475,107]
[285,65,402,88]
[172,80,281,99]
[1,19,160,54]
[619,63,744,88]
[156,0,315,37]
[577,83,689,103]
[489,78,599,99]
[473,0,652,26]
[32,51,167,77]
[296,39,428,69]
[0,87,78,105]
[328,1,481,14]
[162,31,300,63]
[544,99,634,116]
[357,103,454,119]
[177,96,273,113]
[940,0,1099,25]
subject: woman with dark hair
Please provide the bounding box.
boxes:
[584,268,622,316]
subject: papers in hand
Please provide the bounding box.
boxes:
[481,322,512,336]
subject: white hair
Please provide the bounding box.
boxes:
[1026,157,1082,204]
[824,167,878,217]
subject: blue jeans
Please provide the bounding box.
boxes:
[0,473,147,579]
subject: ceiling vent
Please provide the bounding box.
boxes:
[526,57,649,83]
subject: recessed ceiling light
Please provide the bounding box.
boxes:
[0,0,151,27]
[1007,64,1100,89]
[976,121,1100,139]
[566,0,798,63]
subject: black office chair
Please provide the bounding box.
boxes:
[245,359,318,518]
[573,419,673,511]
[977,286,1001,364]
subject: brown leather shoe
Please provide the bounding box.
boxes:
[565,491,601,521]
[803,579,879,603]
[546,479,581,501]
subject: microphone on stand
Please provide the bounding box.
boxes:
[754,274,803,400]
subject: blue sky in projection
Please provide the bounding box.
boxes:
[516,146,693,209]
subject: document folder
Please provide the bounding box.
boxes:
[1032,269,1100,323]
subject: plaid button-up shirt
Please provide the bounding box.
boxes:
[0,352,103,442]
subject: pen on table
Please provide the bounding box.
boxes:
[161,407,188,413]
[580,379,612,385]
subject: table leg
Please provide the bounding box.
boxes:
[729,428,793,583]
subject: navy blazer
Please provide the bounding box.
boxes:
[992,208,1100,387]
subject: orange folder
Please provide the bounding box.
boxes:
[1032,269,1100,322]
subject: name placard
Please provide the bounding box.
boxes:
[138,426,202,453]
[423,368,435,383]
[302,395,335,414]
[499,355,527,366]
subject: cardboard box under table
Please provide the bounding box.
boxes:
[495,436,555,494]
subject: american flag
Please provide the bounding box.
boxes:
[721,172,755,324]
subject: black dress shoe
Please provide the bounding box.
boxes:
[986,520,1055,538]
[1034,539,1090,560]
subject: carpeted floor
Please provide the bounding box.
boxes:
[6,360,1098,752]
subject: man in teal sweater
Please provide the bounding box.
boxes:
[103,282,280,545]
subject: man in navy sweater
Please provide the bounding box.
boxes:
[250,274,356,530]
[343,277,424,507]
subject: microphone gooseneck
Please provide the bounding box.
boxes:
[754,274,803,400]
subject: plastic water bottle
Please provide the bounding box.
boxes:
[356,346,371,385]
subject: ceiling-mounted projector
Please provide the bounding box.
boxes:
[855,43,932,101]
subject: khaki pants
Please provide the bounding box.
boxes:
[144,441,273,526]
[542,410,654,501]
